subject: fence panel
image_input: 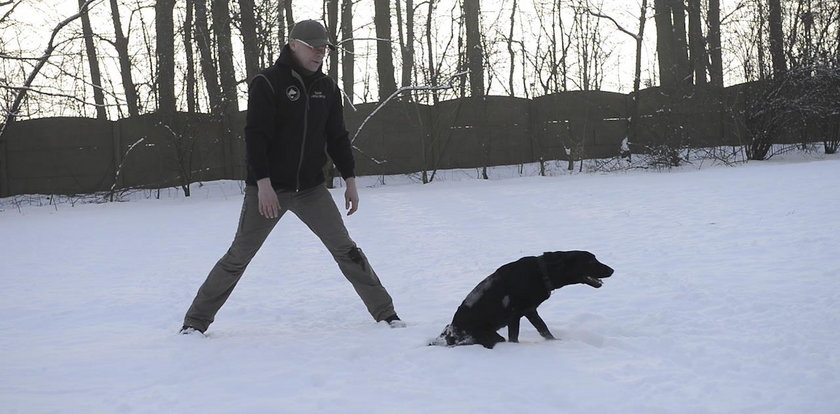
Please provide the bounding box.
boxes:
[3,117,113,195]
[345,101,429,176]
[1,84,829,197]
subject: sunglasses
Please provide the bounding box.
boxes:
[295,39,331,53]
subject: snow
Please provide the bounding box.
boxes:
[1,154,839,413]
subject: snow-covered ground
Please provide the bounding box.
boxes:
[2,153,839,413]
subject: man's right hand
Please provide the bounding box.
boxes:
[256,178,280,219]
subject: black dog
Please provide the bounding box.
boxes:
[433,251,614,349]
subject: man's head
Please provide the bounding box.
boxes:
[289,20,335,73]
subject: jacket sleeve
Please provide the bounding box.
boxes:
[244,74,276,182]
[324,82,356,179]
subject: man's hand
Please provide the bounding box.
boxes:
[344,177,359,216]
[256,178,280,219]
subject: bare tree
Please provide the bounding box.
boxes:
[707,0,723,88]
[530,1,573,94]
[572,0,608,91]
[686,0,706,87]
[194,0,223,115]
[277,0,287,45]
[325,0,339,81]
[463,0,484,96]
[79,0,106,119]
[586,0,649,143]
[506,0,517,96]
[654,0,676,89]
[395,0,416,89]
[374,0,397,101]
[1,0,97,138]
[213,0,239,116]
[240,0,260,81]
[768,0,786,77]
[184,0,196,113]
[156,0,176,115]
[425,0,439,103]
[670,0,690,87]
[340,0,354,101]
[282,0,294,36]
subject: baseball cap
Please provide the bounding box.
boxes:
[290,20,336,50]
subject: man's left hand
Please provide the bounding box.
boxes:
[344,177,359,216]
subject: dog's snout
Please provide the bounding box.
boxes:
[598,263,615,277]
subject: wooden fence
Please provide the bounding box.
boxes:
[0,83,817,197]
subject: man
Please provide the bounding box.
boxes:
[180,20,403,335]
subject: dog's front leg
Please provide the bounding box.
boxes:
[507,318,521,342]
[524,310,556,340]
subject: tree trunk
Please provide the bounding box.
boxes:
[194,0,223,115]
[396,0,415,88]
[670,0,690,88]
[213,0,239,116]
[630,0,648,144]
[768,0,787,77]
[284,0,294,33]
[79,0,106,119]
[426,0,438,104]
[707,0,723,88]
[654,0,676,90]
[278,0,287,45]
[507,0,516,96]
[239,0,260,81]
[463,0,484,97]
[109,0,139,117]
[374,0,397,101]
[326,0,339,81]
[340,0,354,101]
[686,0,705,87]
[184,0,196,113]
[558,0,569,91]
[156,0,176,115]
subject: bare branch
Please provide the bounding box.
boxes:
[585,8,639,40]
[1,0,99,137]
[109,137,145,196]
[0,84,116,108]
[351,71,468,144]
[0,53,45,61]
[0,1,21,25]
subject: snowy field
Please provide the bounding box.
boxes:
[1,154,839,413]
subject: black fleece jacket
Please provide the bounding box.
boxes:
[244,45,355,191]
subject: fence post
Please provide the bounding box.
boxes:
[112,119,123,190]
[0,132,8,197]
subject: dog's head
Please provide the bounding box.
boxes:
[542,250,614,289]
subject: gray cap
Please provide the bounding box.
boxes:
[290,20,336,50]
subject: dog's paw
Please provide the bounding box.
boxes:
[427,336,448,346]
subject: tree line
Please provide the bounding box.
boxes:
[0,0,838,152]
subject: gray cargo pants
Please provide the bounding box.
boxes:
[183,184,395,332]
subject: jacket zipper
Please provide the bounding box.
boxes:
[291,70,328,192]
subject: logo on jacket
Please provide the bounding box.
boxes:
[311,90,326,99]
[286,85,301,101]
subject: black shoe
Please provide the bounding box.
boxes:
[179,325,205,335]
[384,314,406,328]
